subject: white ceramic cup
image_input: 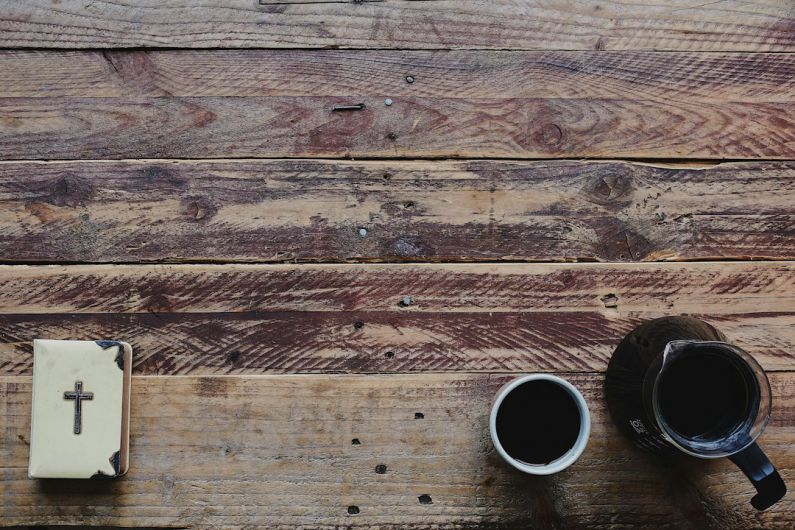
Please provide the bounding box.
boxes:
[489,374,591,475]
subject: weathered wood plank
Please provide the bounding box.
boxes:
[1,160,793,263]
[0,262,793,374]
[1,50,792,160]
[2,262,792,314]
[1,311,793,375]
[1,50,792,102]
[2,373,794,528]
[0,1,792,51]
[1,96,792,160]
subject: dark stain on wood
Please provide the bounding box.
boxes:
[181,196,218,222]
[590,217,654,261]
[100,50,169,96]
[139,164,186,189]
[45,173,94,207]
[666,470,722,530]
[2,160,794,263]
[195,377,230,397]
[388,237,435,258]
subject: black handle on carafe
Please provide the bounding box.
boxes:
[729,442,786,510]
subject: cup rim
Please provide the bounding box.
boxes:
[489,374,591,475]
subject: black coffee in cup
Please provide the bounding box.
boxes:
[495,379,582,465]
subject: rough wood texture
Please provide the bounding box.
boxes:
[1,311,793,377]
[0,1,793,51]
[1,262,792,375]
[2,262,793,314]
[1,50,794,160]
[1,159,794,263]
[2,373,794,529]
[2,50,793,101]
[1,2,794,527]
[1,96,792,160]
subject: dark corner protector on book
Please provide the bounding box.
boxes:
[95,340,126,371]
[90,451,121,480]
[110,450,121,475]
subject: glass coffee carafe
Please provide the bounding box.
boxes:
[605,316,786,510]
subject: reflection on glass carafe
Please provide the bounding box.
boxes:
[605,316,786,510]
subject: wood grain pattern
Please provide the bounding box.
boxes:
[2,159,794,263]
[2,50,793,102]
[1,311,793,376]
[2,50,792,160]
[1,96,792,160]
[0,262,793,374]
[3,373,795,528]
[2,262,792,314]
[0,1,793,51]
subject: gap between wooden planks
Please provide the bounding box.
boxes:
[2,372,795,529]
[0,0,792,50]
[0,262,793,375]
[1,159,794,263]
[0,50,793,160]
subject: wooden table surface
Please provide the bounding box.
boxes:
[1,1,794,528]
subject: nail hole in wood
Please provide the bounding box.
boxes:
[600,294,619,308]
[415,412,424,419]
[354,321,364,330]
[347,505,360,515]
[351,438,361,445]
[385,351,395,359]
[418,494,433,504]
[226,350,242,365]
[375,464,387,474]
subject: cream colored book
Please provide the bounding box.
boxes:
[28,339,132,479]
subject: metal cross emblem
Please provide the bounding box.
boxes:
[64,381,93,435]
